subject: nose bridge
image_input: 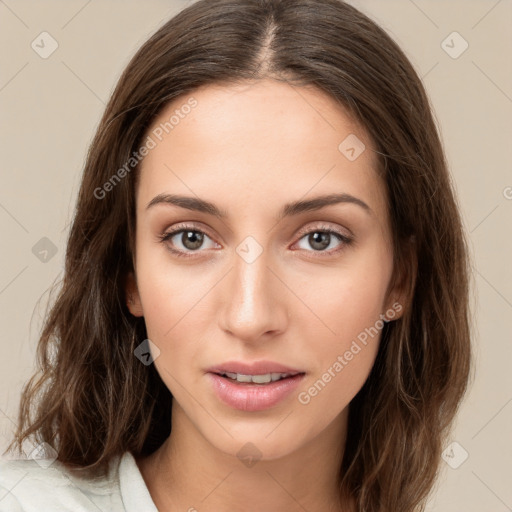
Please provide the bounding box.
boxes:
[221,244,285,340]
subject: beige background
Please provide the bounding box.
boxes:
[1,0,511,510]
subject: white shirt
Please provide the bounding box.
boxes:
[0,451,158,511]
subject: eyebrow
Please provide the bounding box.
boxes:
[145,192,372,219]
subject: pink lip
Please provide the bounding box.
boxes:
[207,373,305,411]
[206,360,304,375]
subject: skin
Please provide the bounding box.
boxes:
[125,78,406,512]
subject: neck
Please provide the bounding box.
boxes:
[137,402,353,512]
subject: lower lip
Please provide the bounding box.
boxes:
[207,373,305,412]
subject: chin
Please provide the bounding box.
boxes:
[201,416,311,463]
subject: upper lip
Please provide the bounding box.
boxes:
[206,360,305,376]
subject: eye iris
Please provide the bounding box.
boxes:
[182,231,204,250]
[309,231,330,251]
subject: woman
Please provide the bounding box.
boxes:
[1,0,472,510]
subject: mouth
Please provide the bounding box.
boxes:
[205,361,306,411]
[213,371,305,385]
[206,360,305,378]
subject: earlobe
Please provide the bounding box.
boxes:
[384,273,411,322]
[124,271,144,317]
[384,298,405,322]
[385,236,417,322]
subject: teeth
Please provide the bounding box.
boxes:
[220,372,294,384]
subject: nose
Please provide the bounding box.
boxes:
[219,249,288,344]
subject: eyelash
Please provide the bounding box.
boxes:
[157,222,354,259]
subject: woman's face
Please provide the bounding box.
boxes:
[127,79,405,460]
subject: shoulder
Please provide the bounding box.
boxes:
[0,453,126,512]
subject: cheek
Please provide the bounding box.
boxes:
[294,247,391,344]
[296,337,380,437]
[134,240,212,336]
[292,249,390,410]
[133,250,218,385]
[295,283,384,422]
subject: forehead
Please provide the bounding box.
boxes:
[137,79,386,219]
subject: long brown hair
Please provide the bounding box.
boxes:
[6,1,473,510]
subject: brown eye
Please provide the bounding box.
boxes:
[307,231,331,251]
[295,228,352,254]
[178,230,205,250]
[158,225,219,258]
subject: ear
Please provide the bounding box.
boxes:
[383,236,417,322]
[124,271,144,317]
